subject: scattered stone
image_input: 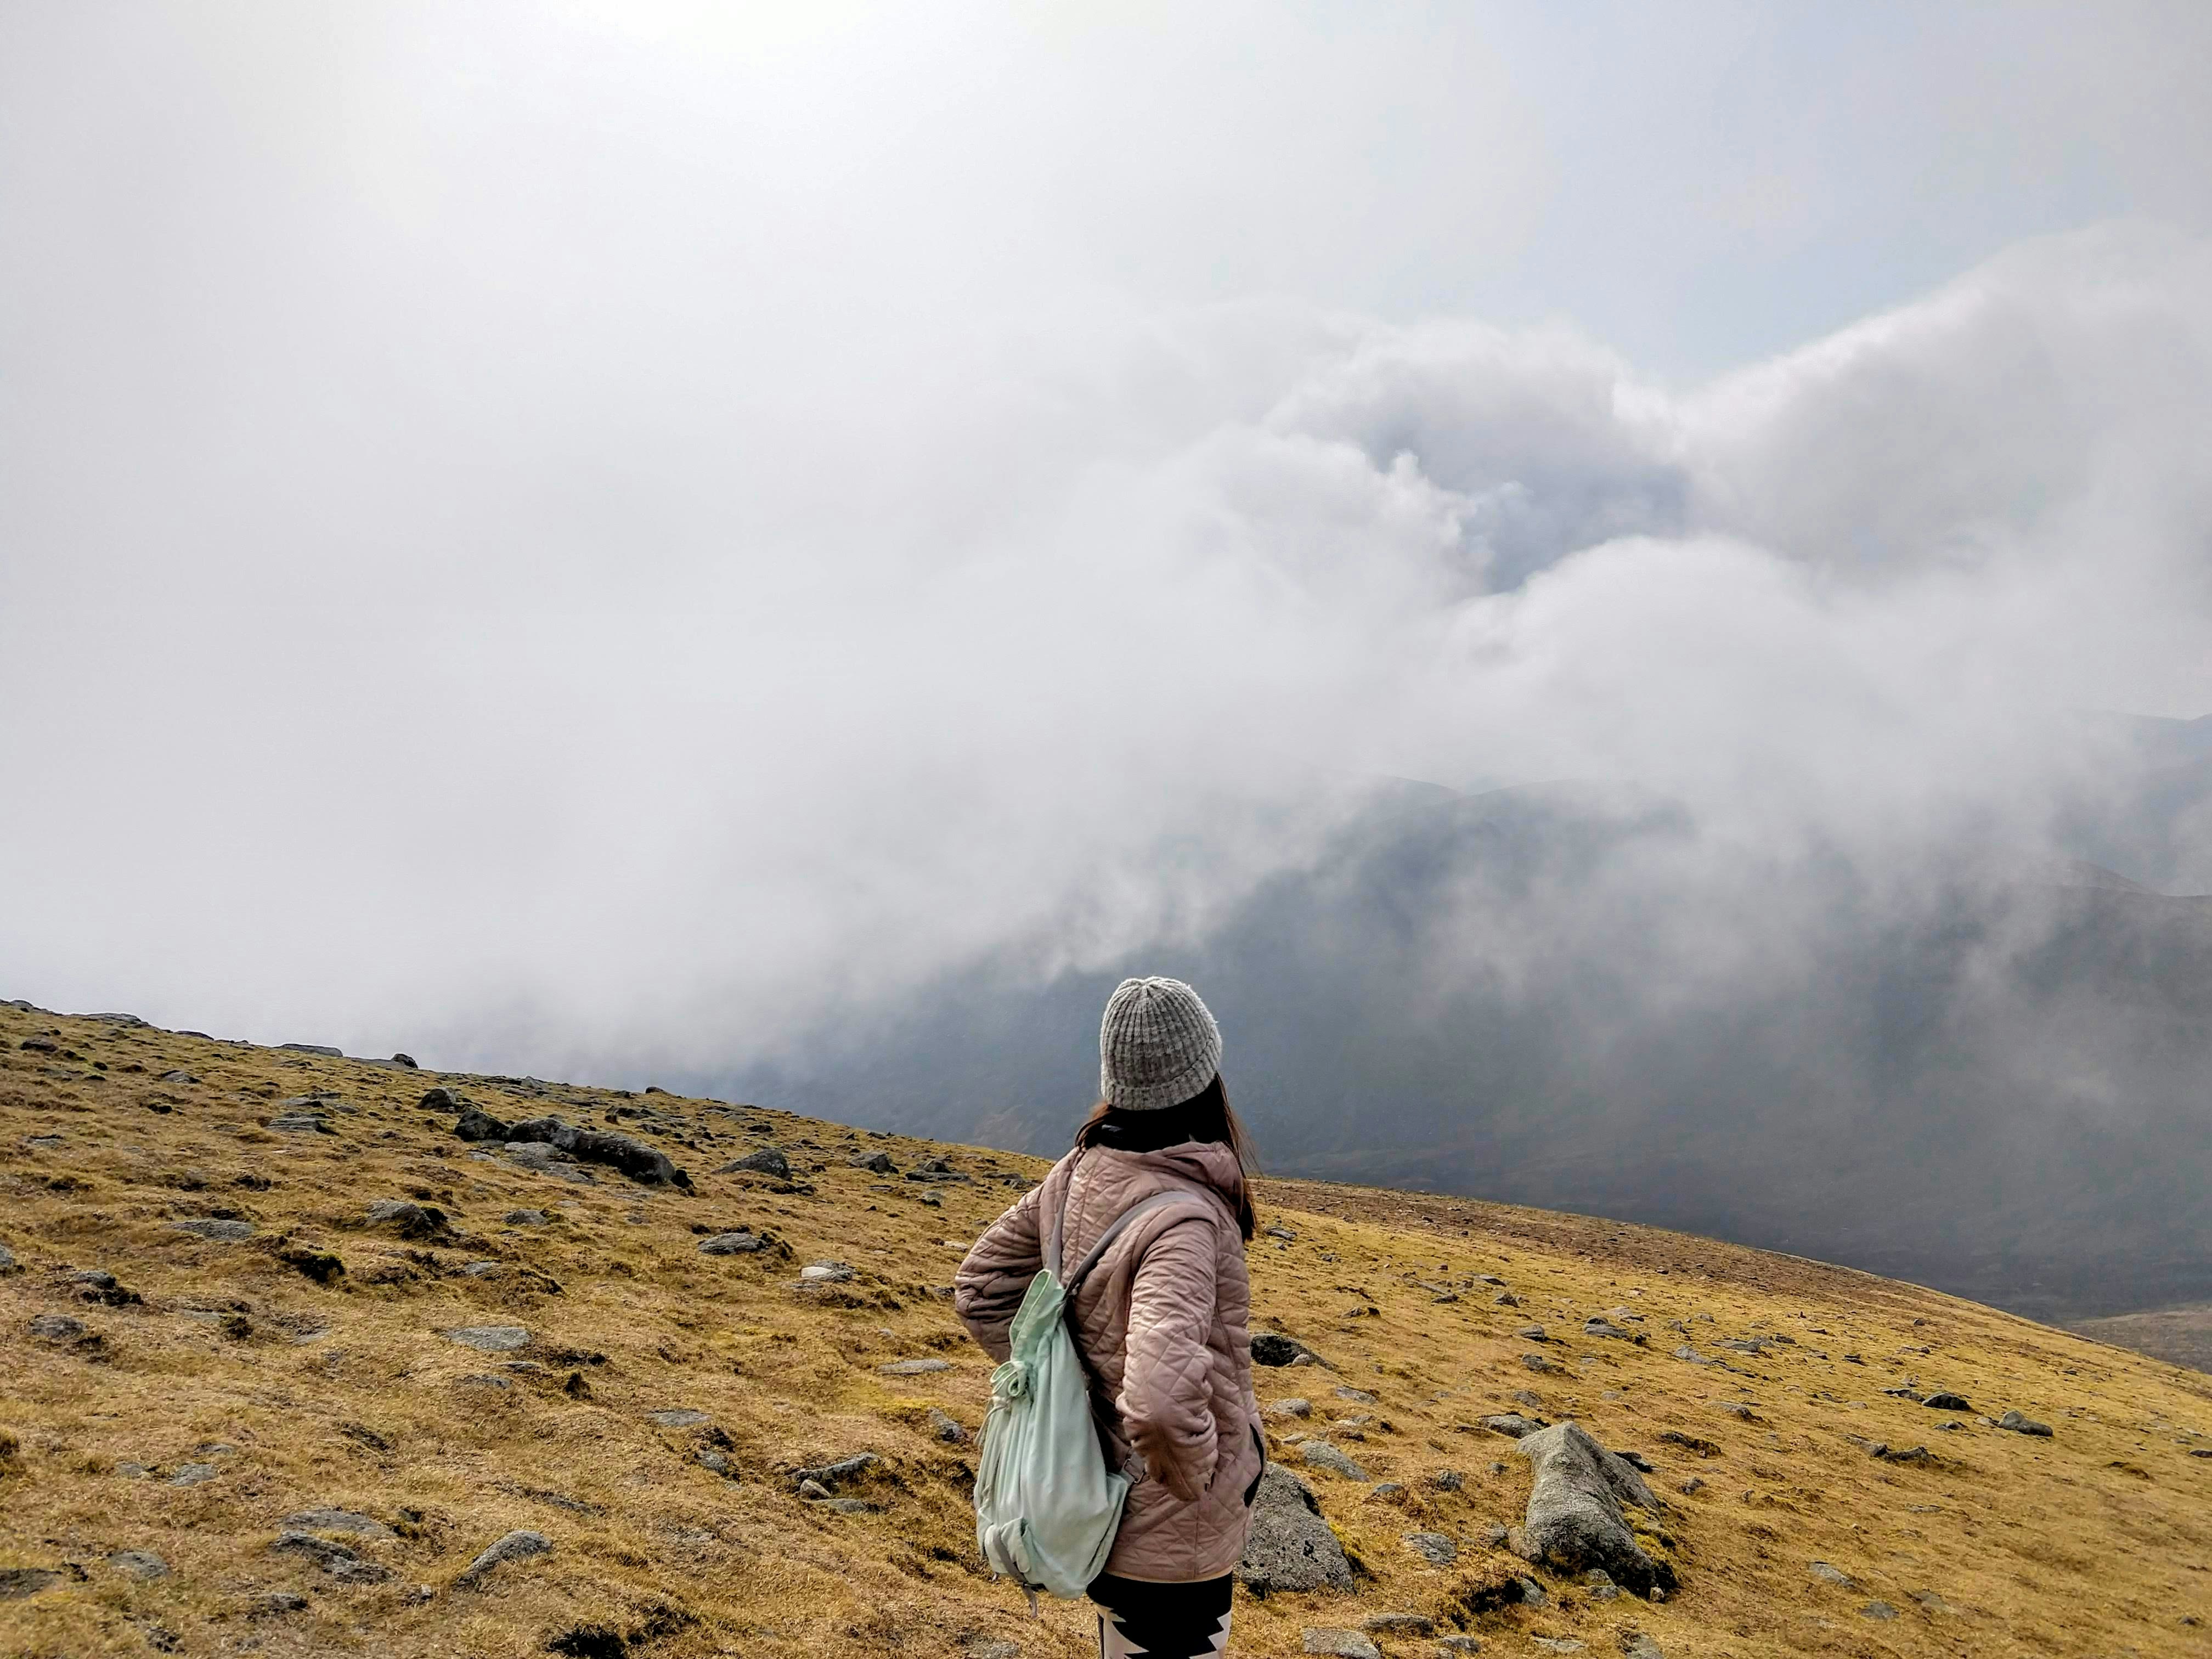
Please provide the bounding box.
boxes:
[1995,1410,2052,1437]
[1493,1291,1517,1307]
[1872,1443,1933,1464]
[1236,1465,1354,1593]
[1336,1386,1376,1404]
[1516,1325,1547,1342]
[283,1509,393,1538]
[445,1325,530,1352]
[460,1373,513,1390]
[1369,1482,1406,1501]
[1910,1589,1954,1613]
[1618,1634,1663,1659]
[799,1261,855,1284]
[1429,1468,1463,1491]
[29,1313,86,1340]
[1514,1421,1676,1595]
[1862,1601,1899,1620]
[698,1232,765,1255]
[279,1246,346,1284]
[268,1099,338,1133]
[1655,1431,1719,1458]
[366,1199,450,1239]
[964,1642,1019,1659]
[454,1108,512,1142]
[927,1408,968,1443]
[1521,1353,1564,1374]
[507,1116,689,1187]
[1921,1392,1970,1412]
[268,1531,393,1583]
[791,1453,879,1491]
[1714,1403,1757,1421]
[1404,1532,1457,1566]
[158,1069,196,1084]
[1252,1333,1328,1368]
[651,1409,711,1427]
[280,1043,342,1056]
[1809,1561,1853,1585]
[1299,1440,1369,1481]
[881,1358,951,1375]
[171,1219,255,1242]
[455,1529,552,1587]
[797,1478,832,1499]
[849,1151,895,1173]
[0,1244,14,1275]
[1530,1642,1585,1655]
[0,1568,60,1599]
[251,1592,309,1616]
[720,1147,791,1180]
[1583,1567,1621,1600]
[1437,1640,1484,1656]
[505,1209,550,1226]
[1269,1397,1313,1418]
[108,1550,168,1580]
[1678,1477,1705,1496]
[1301,1628,1381,1658]
[1482,1414,1544,1438]
[1614,1450,1655,1472]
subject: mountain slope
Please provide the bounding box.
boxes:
[3,1005,2210,1658]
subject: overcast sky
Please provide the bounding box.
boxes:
[4,2,2210,1074]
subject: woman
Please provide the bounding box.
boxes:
[956,976,1262,1659]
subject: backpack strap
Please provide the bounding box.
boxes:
[1064,1190,1201,1293]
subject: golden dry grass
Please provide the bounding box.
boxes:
[2,1003,2209,1659]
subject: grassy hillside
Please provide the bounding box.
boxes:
[2,1004,2209,1659]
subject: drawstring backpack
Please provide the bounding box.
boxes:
[972,1172,1200,1609]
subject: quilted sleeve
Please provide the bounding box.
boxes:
[953,1183,1045,1362]
[1115,1215,1220,1503]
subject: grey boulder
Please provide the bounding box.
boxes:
[1513,1421,1677,1595]
[456,1528,551,1587]
[1236,1465,1354,1593]
[1995,1410,2052,1437]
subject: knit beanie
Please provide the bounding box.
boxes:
[1098,976,1222,1111]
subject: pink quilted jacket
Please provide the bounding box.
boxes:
[954,1139,1262,1583]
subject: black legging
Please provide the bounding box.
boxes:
[1088,1571,1234,1658]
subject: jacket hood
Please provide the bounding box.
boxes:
[1079,1138,1246,1211]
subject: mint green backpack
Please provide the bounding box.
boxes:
[973,1184,1197,1606]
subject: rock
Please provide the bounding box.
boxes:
[1861,1601,1899,1620]
[109,1550,169,1580]
[1618,1634,1663,1659]
[698,1232,765,1255]
[1429,1468,1464,1491]
[169,1463,219,1486]
[158,1069,196,1084]
[462,1261,500,1278]
[927,1408,968,1443]
[1269,1397,1313,1418]
[171,1219,255,1242]
[29,1313,86,1340]
[269,1531,393,1584]
[1530,1642,1585,1655]
[1299,1440,1369,1481]
[1583,1318,1644,1343]
[283,1508,393,1538]
[445,1324,530,1352]
[280,1043,342,1056]
[455,1529,551,1587]
[505,1209,550,1225]
[1678,1477,1705,1496]
[850,1151,895,1173]
[1437,1641,1484,1655]
[1671,1346,1711,1365]
[791,1453,879,1491]
[1872,1443,1933,1464]
[389,1052,418,1067]
[1655,1431,1719,1458]
[965,1643,1019,1659]
[0,1568,60,1599]
[454,1108,511,1142]
[366,1199,450,1239]
[1909,1589,1954,1613]
[1515,1325,1547,1342]
[1615,1450,1655,1472]
[116,1462,149,1479]
[1493,1291,1518,1307]
[1252,1333,1328,1368]
[1301,1631,1381,1659]
[1516,1577,1548,1606]
[503,1116,689,1186]
[650,1409,711,1427]
[1521,1353,1563,1374]
[1996,1410,2052,1437]
[1361,1614,1435,1636]
[799,1261,855,1284]
[697,1448,733,1475]
[1482,1414,1544,1438]
[797,1478,832,1499]
[881,1358,952,1375]
[1369,1482,1406,1500]
[719,1147,791,1180]
[1404,1532,1457,1566]
[1583,1567,1621,1599]
[1237,1465,1355,1593]
[1921,1392,1971,1412]
[251,1592,309,1616]
[1808,1561,1853,1586]
[1514,1421,1675,1595]
[1335,1386,1376,1404]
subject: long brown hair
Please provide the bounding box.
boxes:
[1075,1073,1258,1240]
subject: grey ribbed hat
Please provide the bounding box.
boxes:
[1099,976,1222,1111]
